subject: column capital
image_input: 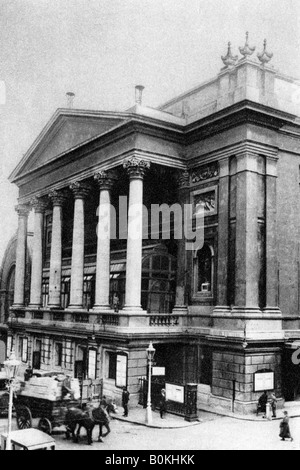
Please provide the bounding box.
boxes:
[30,196,48,213]
[48,189,67,206]
[94,170,117,190]
[123,157,150,179]
[69,181,90,199]
[177,169,190,189]
[15,204,30,217]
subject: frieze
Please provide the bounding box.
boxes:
[191,163,219,184]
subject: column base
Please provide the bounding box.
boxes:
[92,305,114,314]
[28,304,42,310]
[122,306,147,315]
[11,304,25,309]
[172,306,188,315]
[66,305,84,311]
[212,306,232,315]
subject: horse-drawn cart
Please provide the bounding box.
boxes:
[14,375,81,435]
[14,395,80,435]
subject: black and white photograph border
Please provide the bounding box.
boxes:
[0,0,300,453]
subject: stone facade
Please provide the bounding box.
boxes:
[2,45,300,415]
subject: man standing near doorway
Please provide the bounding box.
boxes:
[122,387,130,417]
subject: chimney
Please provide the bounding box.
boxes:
[135,85,144,105]
[66,92,75,108]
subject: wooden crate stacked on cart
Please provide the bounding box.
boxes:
[20,377,63,401]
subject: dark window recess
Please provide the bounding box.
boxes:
[108,352,117,380]
[55,343,63,367]
[197,244,212,292]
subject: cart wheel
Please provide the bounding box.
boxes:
[16,406,32,429]
[38,418,52,435]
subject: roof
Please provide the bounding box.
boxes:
[2,429,55,450]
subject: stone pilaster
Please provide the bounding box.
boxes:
[213,158,231,314]
[173,170,189,314]
[13,204,30,307]
[69,181,90,309]
[29,197,48,308]
[233,151,260,312]
[48,190,66,308]
[93,170,117,311]
[123,157,150,311]
[264,156,281,314]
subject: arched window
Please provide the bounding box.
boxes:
[194,244,213,295]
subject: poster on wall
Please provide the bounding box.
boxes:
[254,371,275,392]
[22,338,28,363]
[88,349,97,380]
[6,336,12,358]
[165,383,185,403]
[116,354,128,388]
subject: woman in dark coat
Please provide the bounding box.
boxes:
[279,411,293,441]
[159,389,167,419]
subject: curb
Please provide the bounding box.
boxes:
[112,415,204,429]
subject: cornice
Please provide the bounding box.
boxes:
[185,100,297,144]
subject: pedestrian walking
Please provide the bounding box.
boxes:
[270,393,277,418]
[159,388,167,419]
[122,387,130,417]
[279,411,293,442]
[257,390,268,416]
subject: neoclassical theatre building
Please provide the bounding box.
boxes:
[3,37,300,413]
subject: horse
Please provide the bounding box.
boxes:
[65,400,118,445]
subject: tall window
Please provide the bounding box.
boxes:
[83,276,95,310]
[195,244,213,294]
[55,343,63,367]
[42,279,49,308]
[61,277,70,309]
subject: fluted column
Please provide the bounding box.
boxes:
[48,190,66,308]
[93,170,116,311]
[123,157,150,311]
[13,204,30,307]
[69,182,90,309]
[29,197,48,308]
[173,170,189,314]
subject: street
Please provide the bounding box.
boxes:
[1,413,299,450]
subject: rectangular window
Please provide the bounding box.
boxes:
[55,343,63,367]
[83,276,95,311]
[42,280,49,308]
[61,278,70,309]
[108,352,117,380]
[107,352,128,388]
[33,339,42,370]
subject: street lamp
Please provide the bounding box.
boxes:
[145,341,156,425]
[4,349,20,451]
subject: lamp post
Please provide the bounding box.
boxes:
[4,350,20,451]
[145,341,156,425]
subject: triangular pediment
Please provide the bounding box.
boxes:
[10,109,128,182]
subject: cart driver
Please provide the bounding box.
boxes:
[62,375,74,400]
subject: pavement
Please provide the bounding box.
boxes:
[112,406,218,429]
[112,401,300,428]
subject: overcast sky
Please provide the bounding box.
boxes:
[0,0,300,266]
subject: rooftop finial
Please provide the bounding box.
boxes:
[221,42,238,68]
[135,85,144,105]
[66,92,75,108]
[239,32,256,57]
[257,39,273,65]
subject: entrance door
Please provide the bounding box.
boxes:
[32,340,42,370]
[75,346,87,380]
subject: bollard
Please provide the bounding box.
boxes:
[266,403,272,420]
